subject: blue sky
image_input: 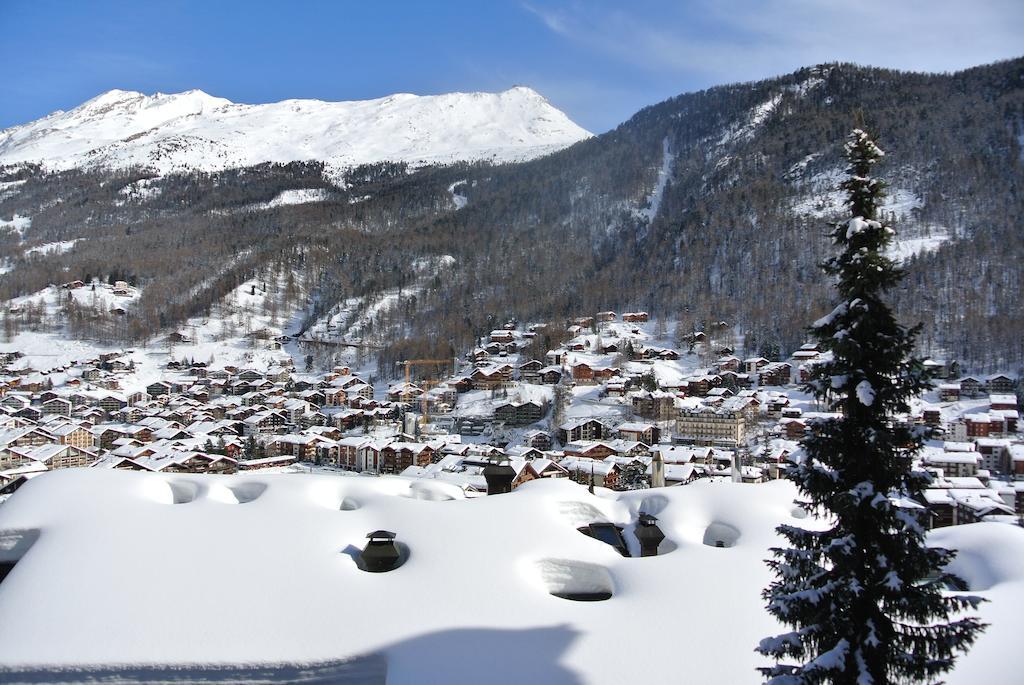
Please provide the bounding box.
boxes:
[1,0,1021,133]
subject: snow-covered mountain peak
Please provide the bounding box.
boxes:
[0,86,592,174]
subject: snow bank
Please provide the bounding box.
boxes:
[928,523,1024,685]
[0,472,1013,683]
[0,471,806,682]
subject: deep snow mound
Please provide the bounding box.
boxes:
[0,470,1016,684]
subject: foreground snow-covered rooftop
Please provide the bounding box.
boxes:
[0,471,1020,684]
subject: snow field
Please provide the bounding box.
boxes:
[3,470,1011,683]
[0,470,819,683]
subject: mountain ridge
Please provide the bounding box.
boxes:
[0,86,592,174]
[0,58,1021,372]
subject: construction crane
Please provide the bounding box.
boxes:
[395,358,459,429]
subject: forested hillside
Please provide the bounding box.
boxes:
[1,58,1021,374]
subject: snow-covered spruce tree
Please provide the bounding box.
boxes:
[757,130,985,684]
[617,459,650,491]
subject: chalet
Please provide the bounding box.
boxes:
[596,311,617,322]
[11,443,97,469]
[42,397,71,417]
[622,312,649,323]
[147,381,172,398]
[523,430,553,450]
[921,406,942,427]
[922,445,981,478]
[0,427,60,464]
[986,374,1016,395]
[617,422,659,445]
[46,423,96,449]
[937,384,961,402]
[530,458,569,479]
[559,418,611,443]
[489,329,515,344]
[13,406,42,422]
[716,356,740,372]
[791,343,820,362]
[539,367,563,384]
[923,485,1012,528]
[743,357,770,374]
[386,383,423,402]
[990,394,1018,411]
[774,415,805,438]
[242,410,288,435]
[649,444,712,465]
[270,434,329,461]
[344,381,374,402]
[975,438,1011,474]
[605,380,628,397]
[958,376,984,398]
[964,412,1003,438]
[323,387,349,406]
[571,363,594,383]
[592,367,621,383]
[563,441,618,460]
[758,362,792,387]
[380,442,435,474]
[1011,445,1024,479]
[560,457,620,488]
[567,339,589,352]
[265,367,291,383]
[631,391,676,421]
[686,375,721,397]
[993,409,1018,433]
[517,360,543,381]
[0,393,30,409]
[239,454,297,470]
[545,350,565,366]
[494,401,544,426]
[469,365,513,389]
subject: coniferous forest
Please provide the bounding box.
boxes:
[1,59,1022,375]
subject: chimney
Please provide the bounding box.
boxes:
[634,513,665,557]
[651,451,665,488]
[359,530,401,572]
[483,455,516,495]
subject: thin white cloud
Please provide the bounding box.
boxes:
[524,0,1024,81]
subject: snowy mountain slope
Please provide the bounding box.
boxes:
[0,87,592,173]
